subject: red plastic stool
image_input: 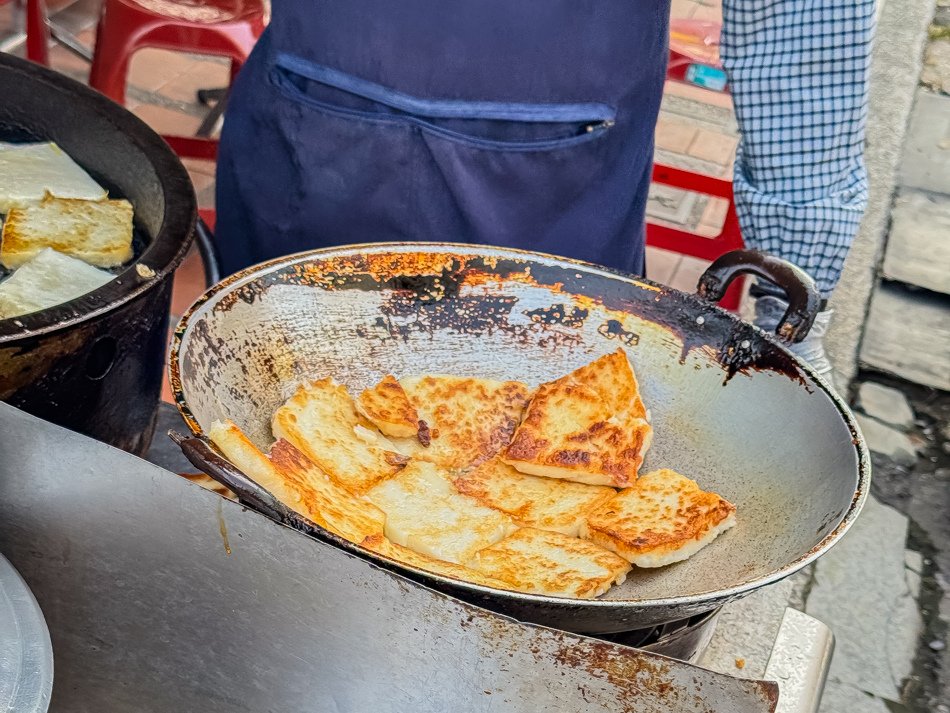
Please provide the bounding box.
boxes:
[646,163,745,311]
[88,0,265,158]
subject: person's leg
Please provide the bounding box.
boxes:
[720,0,877,384]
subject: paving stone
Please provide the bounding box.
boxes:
[855,414,918,466]
[786,566,813,612]
[921,39,950,93]
[856,381,916,430]
[667,255,710,295]
[662,79,734,111]
[654,147,729,177]
[806,496,922,702]
[644,246,682,285]
[905,550,924,601]
[646,183,700,224]
[697,579,794,679]
[698,195,729,233]
[883,189,950,295]
[824,0,934,387]
[132,103,203,137]
[905,549,924,574]
[655,118,699,154]
[658,93,738,134]
[686,128,738,166]
[670,0,701,19]
[818,680,890,713]
[899,89,950,193]
[860,284,950,391]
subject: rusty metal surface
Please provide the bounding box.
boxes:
[170,242,870,632]
[0,402,780,713]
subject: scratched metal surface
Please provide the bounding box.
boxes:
[170,243,869,632]
[0,403,779,713]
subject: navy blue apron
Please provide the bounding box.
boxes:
[214,0,670,277]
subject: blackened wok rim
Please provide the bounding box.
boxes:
[0,53,196,342]
[169,241,871,610]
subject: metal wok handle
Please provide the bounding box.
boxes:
[168,430,303,528]
[695,249,822,343]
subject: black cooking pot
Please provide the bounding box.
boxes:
[0,53,196,455]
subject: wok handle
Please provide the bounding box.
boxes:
[168,430,302,527]
[695,249,821,343]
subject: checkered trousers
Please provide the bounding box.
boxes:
[720,0,877,297]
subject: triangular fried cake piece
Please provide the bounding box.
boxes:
[502,349,652,487]
[366,460,515,564]
[467,527,631,599]
[453,457,615,536]
[389,375,531,470]
[208,420,386,544]
[357,374,424,440]
[272,378,409,495]
[579,469,736,567]
[360,534,513,590]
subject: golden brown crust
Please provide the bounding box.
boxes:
[272,378,408,495]
[1,193,133,269]
[365,460,515,564]
[208,420,387,544]
[580,469,736,566]
[453,457,615,536]
[356,375,423,440]
[502,349,652,487]
[360,534,514,590]
[466,528,631,599]
[391,375,531,470]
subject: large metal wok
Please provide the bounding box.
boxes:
[170,243,869,633]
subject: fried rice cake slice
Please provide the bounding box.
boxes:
[467,528,631,599]
[366,460,515,564]
[357,374,424,440]
[453,457,615,537]
[360,534,514,591]
[580,469,737,567]
[502,349,652,487]
[272,378,409,495]
[389,375,531,470]
[208,420,386,544]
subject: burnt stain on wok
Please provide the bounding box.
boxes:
[208,250,806,382]
[525,304,589,329]
[598,319,639,346]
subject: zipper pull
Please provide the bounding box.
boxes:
[585,119,615,133]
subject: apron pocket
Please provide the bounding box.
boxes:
[267,52,628,267]
[270,53,616,151]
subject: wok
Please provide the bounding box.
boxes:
[170,243,869,633]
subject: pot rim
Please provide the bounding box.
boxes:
[0,53,196,343]
[170,241,871,613]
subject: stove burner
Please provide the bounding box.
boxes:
[591,608,720,662]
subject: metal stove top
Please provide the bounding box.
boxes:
[1,403,832,712]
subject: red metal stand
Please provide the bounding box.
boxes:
[646,163,745,311]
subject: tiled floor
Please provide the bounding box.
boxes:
[3,0,734,401]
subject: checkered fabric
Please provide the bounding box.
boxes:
[720,0,877,297]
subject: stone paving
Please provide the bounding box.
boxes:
[3,0,948,711]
